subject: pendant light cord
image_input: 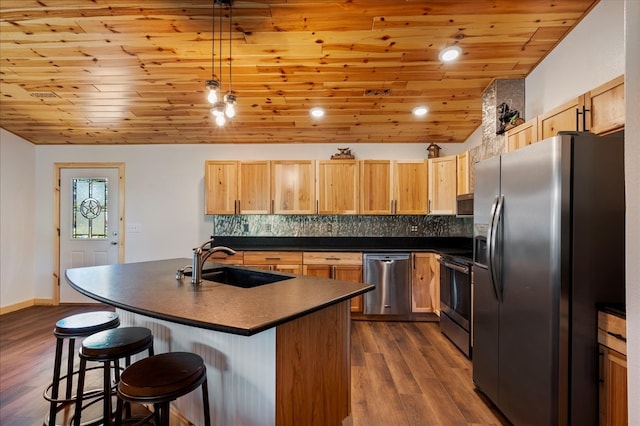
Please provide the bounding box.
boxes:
[228,3,232,94]
[211,0,216,80]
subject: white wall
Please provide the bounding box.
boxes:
[526,0,625,117]
[0,129,36,307]
[624,1,639,423]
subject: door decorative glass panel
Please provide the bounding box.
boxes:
[72,178,108,239]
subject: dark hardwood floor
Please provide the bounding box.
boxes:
[0,305,508,425]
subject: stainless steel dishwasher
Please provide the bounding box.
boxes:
[363,253,411,315]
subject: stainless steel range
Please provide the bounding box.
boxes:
[439,253,473,357]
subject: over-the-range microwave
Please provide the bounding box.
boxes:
[456,193,474,217]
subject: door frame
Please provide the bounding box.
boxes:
[54,162,125,305]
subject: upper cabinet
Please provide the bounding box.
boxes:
[456,151,471,195]
[508,75,625,152]
[238,161,271,214]
[317,160,359,214]
[394,160,429,214]
[359,160,393,214]
[506,118,538,152]
[538,96,585,140]
[205,160,239,214]
[428,155,457,215]
[205,160,270,214]
[271,160,316,214]
[359,159,428,215]
[585,75,625,135]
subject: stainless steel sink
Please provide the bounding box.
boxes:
[198,267,291,288]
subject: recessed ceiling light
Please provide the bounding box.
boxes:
[412,106,429,117]
[310,107,325,118]
[439,46,462,62]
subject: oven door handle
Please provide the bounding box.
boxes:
[442,261,469,274]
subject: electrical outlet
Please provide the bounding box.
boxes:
[326,223,333,233]
[243,223,249,232]
[265,223,271,232]
[410,225,418,233]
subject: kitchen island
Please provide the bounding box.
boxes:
[66,258,373,426]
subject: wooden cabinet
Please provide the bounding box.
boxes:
[359,160,393,214]
[506,118,539,152]
[537,96,586,140]
[303,252,363,312]
[205,160,238,214]
[238,161,271,214]
[428,155,457,215]
[244,251,303,274]
[536,74,625,141]
[585,75,625,135]
[271,160,316,214]
[204,250,244,265]
[411,253,440,314]
[394,160,429,214]
[598,311,627,426]
[359,159,428,214]
[205,160,270,214]
[456,151,471,195]
[317,160,359,214]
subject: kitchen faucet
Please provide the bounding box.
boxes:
[191,238,237,284]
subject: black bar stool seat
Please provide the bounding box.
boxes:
[73,326,154,426]
[116,352,211,426]
[45,311,120,426]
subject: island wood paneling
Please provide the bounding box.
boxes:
[276,301,351,426]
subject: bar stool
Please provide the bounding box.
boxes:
[73,326,154,426]
[45,311,120,426]
[116,352,211,426]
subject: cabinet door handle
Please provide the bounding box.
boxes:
[606,331,626,342]
[265,257,281,261]
[325,257,340,261]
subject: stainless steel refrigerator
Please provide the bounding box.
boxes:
[472,131,625,425]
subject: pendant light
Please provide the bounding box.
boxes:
[206,0,236,126]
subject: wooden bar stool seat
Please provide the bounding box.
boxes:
[73,327,154,426]
[116,352,211,426]
[45,311,120,426]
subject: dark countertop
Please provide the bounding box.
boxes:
[213,236,473,255]
[65,258,373,336]
[597,302,626,319]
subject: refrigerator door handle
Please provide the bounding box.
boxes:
[486,195,499,299]
[489,195,505,302]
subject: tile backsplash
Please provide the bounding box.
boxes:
[213,215,472,238]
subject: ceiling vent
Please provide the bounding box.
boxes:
[30,91,58,98]
[364,89,391,96]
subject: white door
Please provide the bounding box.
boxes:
[59,168,120,303]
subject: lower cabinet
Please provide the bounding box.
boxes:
[411,253,440,314]
[598,311,628,426]
[303,252,363,313]
[243,251,303,274]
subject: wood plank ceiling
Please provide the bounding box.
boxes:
[0,0,598,145]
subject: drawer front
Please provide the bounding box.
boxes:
[303,252,362,265]
[205,251,244,265]
[243,251,302,265]
[598,311,627,355]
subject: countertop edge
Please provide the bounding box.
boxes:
[66,259,373,336]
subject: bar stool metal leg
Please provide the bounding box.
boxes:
[72,327,153,426]
[45,311,120,426]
